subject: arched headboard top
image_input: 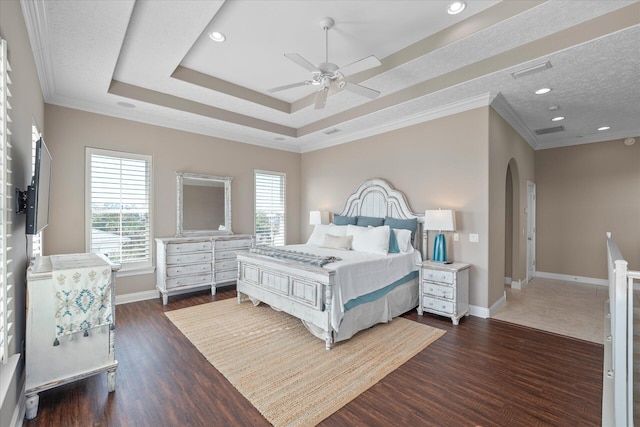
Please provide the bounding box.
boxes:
[337,178,425,258]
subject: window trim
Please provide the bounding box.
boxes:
[254,169,286,247]
[85,147,153,273]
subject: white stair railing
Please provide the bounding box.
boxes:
[604,232,638,426]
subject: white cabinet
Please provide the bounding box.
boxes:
[417,261,470,325]
[25,253,120,420]
[156,234,251,304]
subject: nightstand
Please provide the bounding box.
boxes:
[417,260,470,325]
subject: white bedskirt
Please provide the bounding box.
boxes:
[302,277,419,343]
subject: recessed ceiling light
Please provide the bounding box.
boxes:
[274,137,285,141]
[624,137,636,146]
[534,88,551,95]
[548,105,560,111]
[209,31,226,42]
[597,126,611,131]
[117,101,135,108]
[447,1,466,15]
[551,116,565,122]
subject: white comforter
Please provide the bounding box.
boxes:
[282,244,421,331]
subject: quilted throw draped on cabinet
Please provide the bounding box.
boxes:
[51,254,113,344]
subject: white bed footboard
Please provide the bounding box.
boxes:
[236,251,336,349]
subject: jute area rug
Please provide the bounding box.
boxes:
[165,298,445,427]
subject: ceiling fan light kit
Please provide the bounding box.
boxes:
[268,17,381,110]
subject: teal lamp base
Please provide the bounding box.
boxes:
[432,233,447,262]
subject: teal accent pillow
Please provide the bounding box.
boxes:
[384,216,418,241]
[388,228,400,253]
[357,216,384,227]
[333,214,357,225]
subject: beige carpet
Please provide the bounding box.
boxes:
[166,298,445,427]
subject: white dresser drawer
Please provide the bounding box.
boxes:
[166,273,212,289]
[422,296,454,315]
[423,282,454,300]
[215,249,240,260]
[214,259,237,271]
[167,252,212,265]
[214,239,250,250]
[215,269,237,283]
[423,269,454,284]
[167,263,212,277]
[166,241,212,254]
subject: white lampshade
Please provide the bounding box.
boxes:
[425,209,456,231]
[309,210,329,225]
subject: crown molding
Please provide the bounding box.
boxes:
[490,92,538,150]
[20,0,56,100]
[534,129,640,150]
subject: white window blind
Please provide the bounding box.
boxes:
[1,38,14,363]
[31,123,42,257]
[255,170,286,246]
[86,148,152,270]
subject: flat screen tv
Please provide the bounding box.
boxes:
[25,137,52,235]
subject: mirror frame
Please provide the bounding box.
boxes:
[176,172,232,237]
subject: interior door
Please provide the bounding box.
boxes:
[526,181,536,283]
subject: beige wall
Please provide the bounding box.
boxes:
[0,0,46,424]
[43,105,301,295]
[536,137,640,278]
[301,107,491,308]
[488,109,535,306]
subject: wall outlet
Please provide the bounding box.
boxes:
[469,233,479,243]
[453,233,459,242]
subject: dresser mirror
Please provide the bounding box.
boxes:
[176,172,232,236]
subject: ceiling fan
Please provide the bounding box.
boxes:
[268,17,382,110]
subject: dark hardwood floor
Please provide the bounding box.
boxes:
[25,287,603,426]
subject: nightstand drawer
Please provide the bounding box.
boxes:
[422,296,454,314]
[423,269,454,284]
[423,282,454,300]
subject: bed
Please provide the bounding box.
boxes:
[236,178,425,349]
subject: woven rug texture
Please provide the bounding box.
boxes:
[165,298,445,427]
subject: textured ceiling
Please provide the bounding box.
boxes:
[20,0,640,153]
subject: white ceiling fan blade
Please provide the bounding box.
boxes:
[284,53,320,73]
[267,81,310,93]
[336,55,381,78]
[314,88,329,110]
[339,81,380,99]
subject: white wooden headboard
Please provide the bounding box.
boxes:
[337,178,425,259]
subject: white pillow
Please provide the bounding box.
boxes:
[346,224,390,255]
[393,228,413,253]
[320,234,353,251]
[307,224,348,245]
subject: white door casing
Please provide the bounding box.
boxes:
[526,181,536,283]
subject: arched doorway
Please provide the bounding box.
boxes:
[504,159,520,288]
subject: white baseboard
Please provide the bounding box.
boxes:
[115,290,159,305]
[469,304,490,318]
[535,271,608,287]
[504,277,512,285]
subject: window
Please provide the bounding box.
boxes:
[254,170,286,246]
[1,38,14,364]
[86,148,152,272]
[31,122,42,257]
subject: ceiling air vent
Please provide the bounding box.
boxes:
[535,125,565,135]
[323,128,341,135]
[511,61,552,79]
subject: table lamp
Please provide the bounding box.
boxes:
[425,209,456,262]
[309,211,329,225]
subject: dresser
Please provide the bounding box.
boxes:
[25,253,120,419]
[156,234,252,304]
[418,261,470,325]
